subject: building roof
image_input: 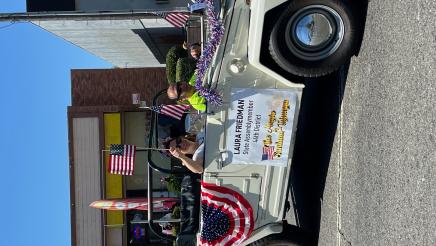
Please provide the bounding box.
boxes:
[35,18,183,67]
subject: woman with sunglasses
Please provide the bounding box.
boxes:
[163,134,204,174]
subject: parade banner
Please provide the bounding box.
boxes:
[90,198,178,211]
[226,88,297,166]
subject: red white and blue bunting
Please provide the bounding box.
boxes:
[199,182,254,246]
[193,0,224,106]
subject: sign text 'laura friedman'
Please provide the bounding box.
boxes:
[226,88,298,166]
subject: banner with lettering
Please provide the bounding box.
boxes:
[225,88,298,166]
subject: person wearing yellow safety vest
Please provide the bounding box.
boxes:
[166,43,205,111]
[167,72,206,112]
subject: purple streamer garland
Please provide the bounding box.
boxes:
[194,0,224,105]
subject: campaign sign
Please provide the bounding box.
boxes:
[226,88,297,166]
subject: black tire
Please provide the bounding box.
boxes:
[269,0,358,77]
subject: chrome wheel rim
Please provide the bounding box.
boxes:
[285,5,344,61]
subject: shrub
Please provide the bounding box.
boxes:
[162,174,182,194]
[176,57,197,83]
[166,46,188,84]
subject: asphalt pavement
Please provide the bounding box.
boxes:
[317,0,436,245]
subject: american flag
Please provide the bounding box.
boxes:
[199,182,254,246]
[261,146,275,160]
[150,104,190,120]
[108,144,136,175]
[155,12,190,29]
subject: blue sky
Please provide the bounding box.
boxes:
[0,2,110,246]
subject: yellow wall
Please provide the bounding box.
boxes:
[104,113,123,225]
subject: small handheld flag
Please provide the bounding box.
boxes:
[150,104,190,120]
[109,144,136,175]
[155,12,189,29]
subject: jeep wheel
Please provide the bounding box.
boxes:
[269,0,357,77]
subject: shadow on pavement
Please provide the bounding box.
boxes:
[287,64,350,245]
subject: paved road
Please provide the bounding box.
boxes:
[318,0,436,245]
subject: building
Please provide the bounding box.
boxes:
[0,0,199,67]
[68,67,173,246]
[0,2,205,244]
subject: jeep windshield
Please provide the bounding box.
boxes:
[145,89,204,245]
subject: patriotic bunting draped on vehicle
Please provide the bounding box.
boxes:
[199,182,254,246]
[108,144,136,175]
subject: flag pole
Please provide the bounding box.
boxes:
[182,111,214,115]
[104,146,169,151]
[139,105,213,115]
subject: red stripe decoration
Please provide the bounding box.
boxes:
[199,181,254,246]
[108,144,136,175]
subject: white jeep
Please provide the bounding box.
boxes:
[145,0,365,245]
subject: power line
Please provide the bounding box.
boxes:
[0,22,16,30]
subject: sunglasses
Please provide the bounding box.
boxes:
[176,83,183,100]
[175,137,182,148]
